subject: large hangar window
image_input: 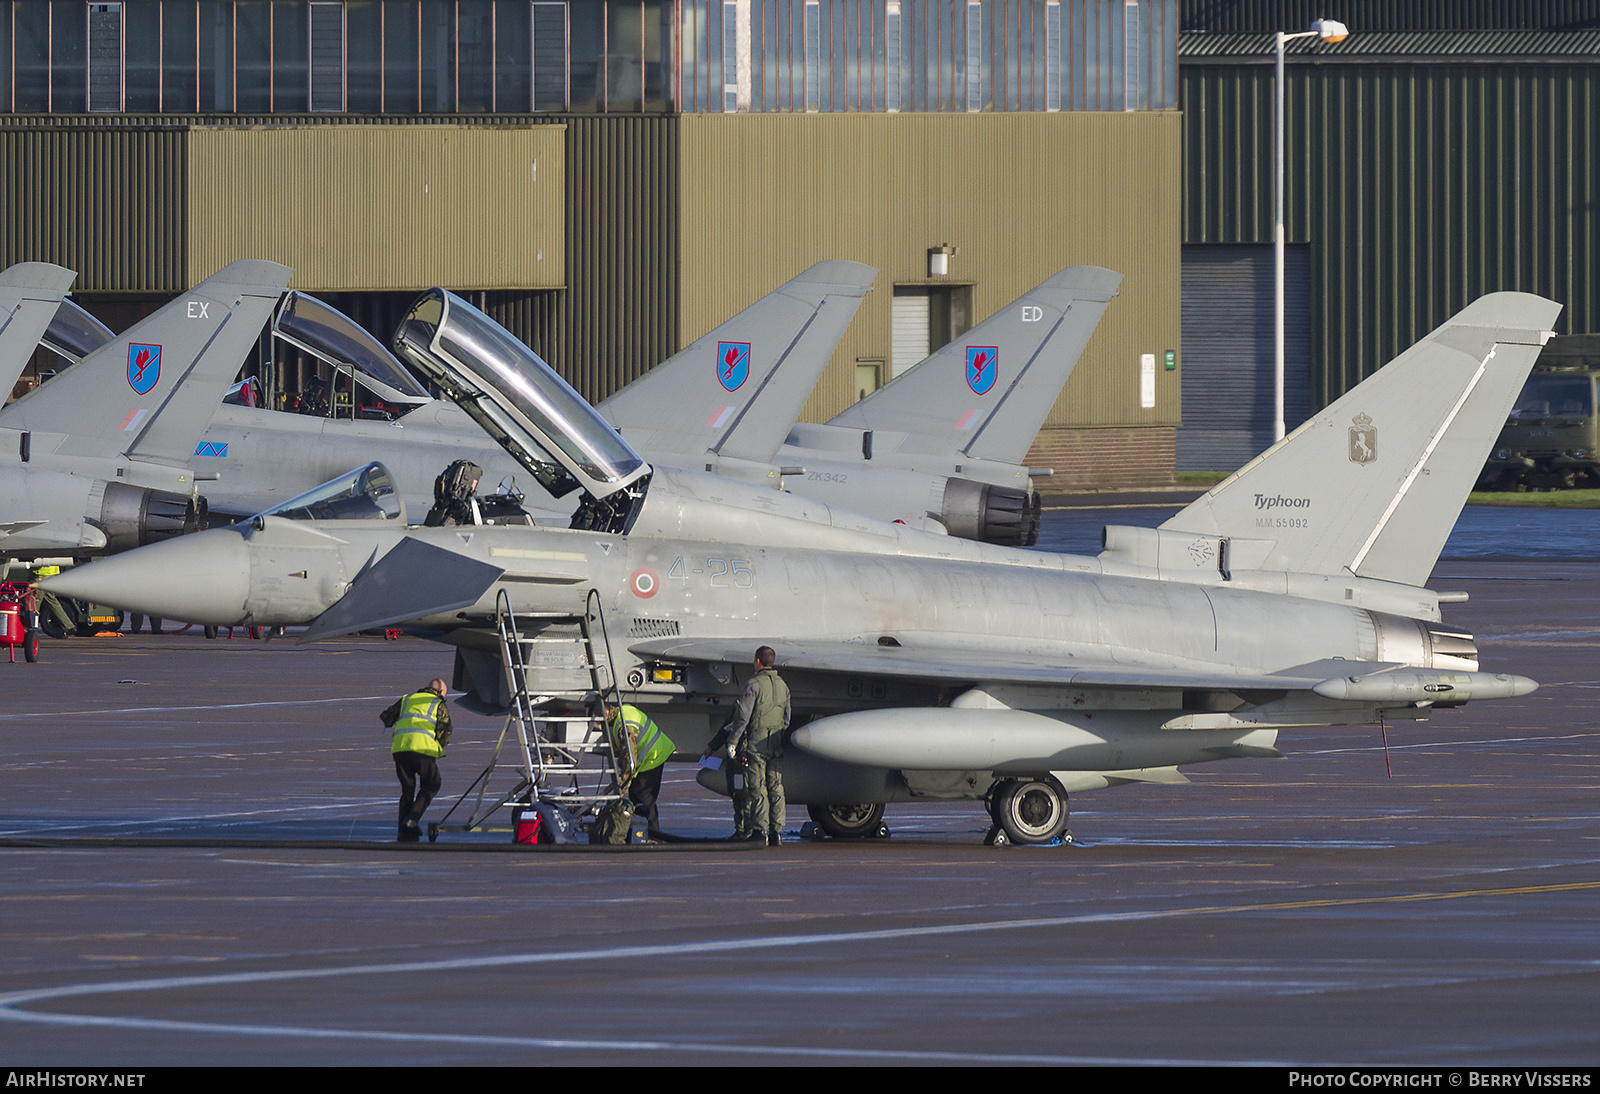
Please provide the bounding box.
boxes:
[309,1,346,110]
[86,2,122,111]
[0,0,1173,116]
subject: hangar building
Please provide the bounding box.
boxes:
[1,0,1183,490]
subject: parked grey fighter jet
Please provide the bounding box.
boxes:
[0,260,291,558]
[0,262,78,399]
[19,262,876,522]
[48,288,1556,843]
[21,262,1107,546]
[605,264,1121,544]
[773,266,1122,543]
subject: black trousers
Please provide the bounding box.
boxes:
[628,763,664,833]
[394,752,442,829]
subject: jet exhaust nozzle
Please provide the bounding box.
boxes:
[97,481,202,552]
[939,478,1041,547]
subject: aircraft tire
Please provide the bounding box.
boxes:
[991,779,1069,844]
[806,802,886,839]
[204,625,218,640]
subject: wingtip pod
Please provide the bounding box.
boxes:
[1311,671,1538,703]
[0,262,76,292]
[788,260,878,294]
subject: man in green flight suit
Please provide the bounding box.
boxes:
[719,646,791,847]
[381,678,452,842]
[603,700,676,837]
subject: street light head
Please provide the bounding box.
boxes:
[1312,19,1350,43]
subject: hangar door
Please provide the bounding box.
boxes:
[1178,245,1312,472]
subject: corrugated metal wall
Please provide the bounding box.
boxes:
[550,115,679,402]
[1178,243,1311,470]
[0,121,188,291]
[677,110,1182,427]
[1183,61,1600,405]
[0,113,678,406]
[187,124,567,290]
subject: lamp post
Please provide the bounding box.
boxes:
[1274,19,1348,442]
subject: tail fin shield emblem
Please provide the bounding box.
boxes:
[1348,412,1377,464]
[966,346,998,395]
[717,342,751,392]
[127,343,162,395]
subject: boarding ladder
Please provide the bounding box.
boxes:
[429,588,629,840]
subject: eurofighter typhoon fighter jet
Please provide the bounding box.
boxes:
[0,260,291,558]
[770,266,1122,545]
[602,265,1121,545]
[20,262,1112,546]
[15,264,875,522]
[46,289,1556,843]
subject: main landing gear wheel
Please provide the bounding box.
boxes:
[807,802,887,839]
[987,778,1070,845]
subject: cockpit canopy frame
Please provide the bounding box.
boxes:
[391,288,650,504]
[273,291,433,407]
[249,461,406,524]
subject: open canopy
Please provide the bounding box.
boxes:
[251,461,406,524]
[392,288,648,502]
[273,291,432,405]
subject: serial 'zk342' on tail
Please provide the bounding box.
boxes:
[46,291,1557,844]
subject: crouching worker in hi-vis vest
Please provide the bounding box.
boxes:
[382,678,452,842]
[604,700,675,838]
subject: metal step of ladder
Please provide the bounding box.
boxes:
[430,588,629,839]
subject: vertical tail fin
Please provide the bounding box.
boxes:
[601,260,876,464]
[0,263,77,398]
[826,266,1121,463]
[1162,292,1561,586]
[0,260,292,466]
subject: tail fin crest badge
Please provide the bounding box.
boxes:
[1348,412,1377,464]
[127,343,162,395]
[717,342,750,392]
[966,346,998,395]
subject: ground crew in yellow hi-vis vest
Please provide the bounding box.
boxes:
[604,700,676,837]
[381,678,452,842]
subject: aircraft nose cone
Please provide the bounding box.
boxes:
[40,528,252,625]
